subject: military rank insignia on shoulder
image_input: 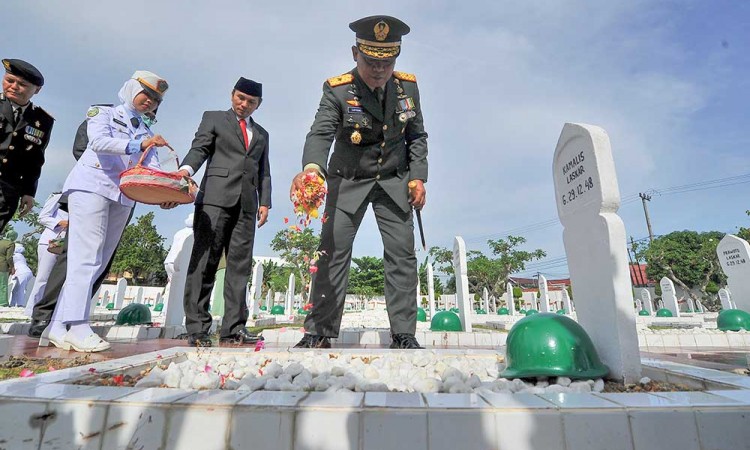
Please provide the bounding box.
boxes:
[393,71,417,83]
[327,73,354,87]
[87,106,100,118]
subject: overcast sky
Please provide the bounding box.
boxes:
[5,0,749,278]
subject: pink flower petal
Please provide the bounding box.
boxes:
[19,369,34,378]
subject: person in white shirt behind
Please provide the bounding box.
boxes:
[24,192,67,317]
[9,246,32,307]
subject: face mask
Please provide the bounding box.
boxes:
[142,115,157,127]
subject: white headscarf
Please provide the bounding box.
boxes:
[118,78,144,113]
[184,213,194,228]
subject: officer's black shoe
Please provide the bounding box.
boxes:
[187,332,213,347]
[28,320,50,338]
[390,333,424,349]
[220,329,263,345]
[294,334,331,349]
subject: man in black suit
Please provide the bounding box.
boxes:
[176,77,271,347]
[0,59,54,234]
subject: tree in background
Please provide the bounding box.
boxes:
[348,256,385,303]
[428,235,546,299]
[640,230,725,310]
[111,212,168,285]
[738,210,750,242]
[270,226,321,303]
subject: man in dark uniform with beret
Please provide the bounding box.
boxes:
[176,77,271,347]
[0,58,54,233]
[292,15,428,349]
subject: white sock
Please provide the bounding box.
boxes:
[68,322,95,341]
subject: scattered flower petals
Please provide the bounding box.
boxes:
[19,369,34,378]
[112,374,124,386]
[254,341,266,352]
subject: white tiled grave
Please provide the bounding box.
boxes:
[1,348,750,449]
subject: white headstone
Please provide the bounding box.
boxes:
[489,295,496,313]
[155,292,162,306]
[553,122,641,383]
[88,284,102,315]
[452,236,473,332]
[640,289,654,315]
[659,277,680,317]
[482,287,490,313]
[718,288,734,310]
[163,234,193,326]
[561,287,573,314]
[717,235,750,312]
[538,275,551,313]
[426,262,435,319]
[265,291,272,310]
[416,275,422,307]
[505,282,516,315]
[102,291,111,305]
[286,274,295,312]
[135,287,144,304]
[114,277,127,309]
[635,299,642,311]
[249,263,264,317]
[686,296,696,312]
[696,299,705,313]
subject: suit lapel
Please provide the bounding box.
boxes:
[226,109,246,150]
[247,117,259,152]
[353,71,384,122]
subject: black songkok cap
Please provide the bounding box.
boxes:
[2,58,44,86]
[235,77,262,97]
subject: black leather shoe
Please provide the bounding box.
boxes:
[390,333,424,349]
[220,328,263,345]
[294,334,331,349]
[28,320,50,338]
[187,332,213,347]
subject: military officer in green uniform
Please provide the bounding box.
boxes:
[0,59,54,233]
[292,15,428,349]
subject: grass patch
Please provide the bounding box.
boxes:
[471,324,508,332]
[0,355,95,381]
[246,323,302,335]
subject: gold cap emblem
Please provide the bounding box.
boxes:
[374,21,389,41]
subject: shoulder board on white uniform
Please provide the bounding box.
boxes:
[86,104,113,118]
[33,104,55,121]
[393,71,417,83]
[327,73,354,87]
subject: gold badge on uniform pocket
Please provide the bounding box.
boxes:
[351,130,362,144]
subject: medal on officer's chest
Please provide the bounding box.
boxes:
[397,97,417,123]
[351,130,362,144]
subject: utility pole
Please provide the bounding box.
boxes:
[639,193,654,243]
[630,236,644,286]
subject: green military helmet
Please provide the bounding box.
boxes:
[297,307,310,315]
[475,308,487,315]
[417,307,427,322]
[656,308,673,317]
[430,310,462,331]
[638,309,650,316]
[115,303,152,325]
[519,309,527,315]
[271,305,285,315]
[717,309,750,332]
[525,309,539,316]
[153,303,164,312]
[501,313,609,379]
[449,307,460,313]
[497,307,509,315]
[260,305,268,311]
[556,309,566,315]
[106,303,115,310]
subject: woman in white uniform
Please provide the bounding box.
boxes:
[24,192,67,317]
[40,71,174,352]
[9,246,32,307]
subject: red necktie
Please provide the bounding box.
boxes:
[239,118,249,150]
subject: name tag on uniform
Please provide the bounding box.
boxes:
[113,118,128,127]
[347,106,363,113]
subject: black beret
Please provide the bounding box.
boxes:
[2,58,44,86]
[349,15,410,59]
[235,77,262,97]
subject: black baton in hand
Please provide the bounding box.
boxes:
[408,181,427,251]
